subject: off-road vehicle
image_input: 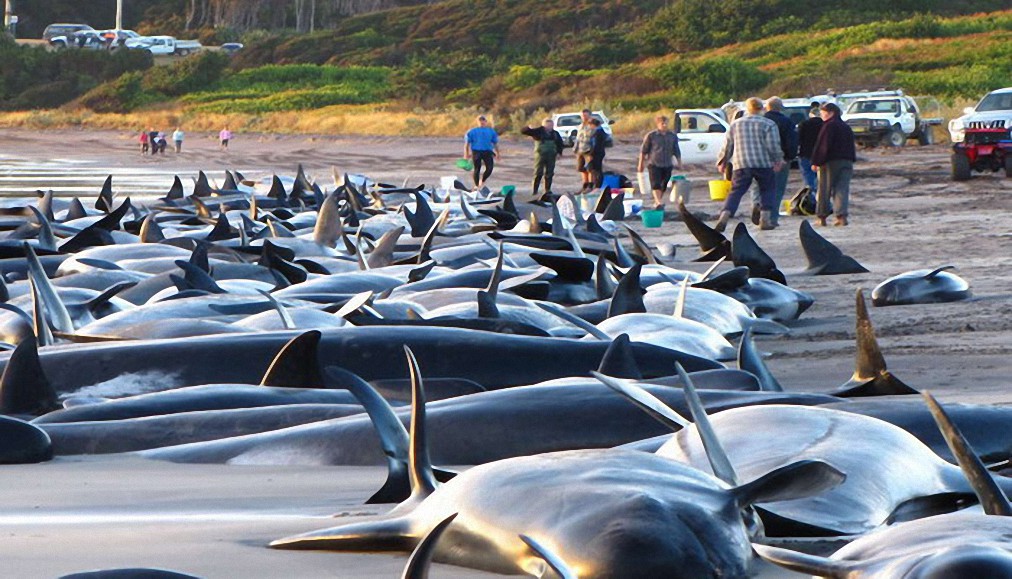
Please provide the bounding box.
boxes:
[950,126,1012,181]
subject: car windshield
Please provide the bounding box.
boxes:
[556,116,580,127]
[849,100,900,114]
[976,93,1012,112]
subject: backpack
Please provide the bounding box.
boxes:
[789,187,816,216]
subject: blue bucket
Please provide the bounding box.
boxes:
[602,174,621,189]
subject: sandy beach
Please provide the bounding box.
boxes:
[0,127,1009,577]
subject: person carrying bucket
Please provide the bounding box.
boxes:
[638,115,683,211]
[521,118,565,201]
[464,115,500,190]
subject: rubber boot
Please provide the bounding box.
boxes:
[750,203,761,226]
[759,210,777,230]
[714,211,731,233]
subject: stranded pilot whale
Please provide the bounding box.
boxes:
[871,265,971,306]
[268,347,844,579]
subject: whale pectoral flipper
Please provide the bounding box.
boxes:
[924,265,956,279]
[751,544,851,579]
[269,518,416,552]
[731,460,845,507]
[402,513,458,579]
[519,534,577,579]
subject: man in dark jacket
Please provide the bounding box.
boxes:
[588,118,608,188]
[521,118,565,200]
[797,104,824,196]
[758,96,798,226]
[811,103,857,226]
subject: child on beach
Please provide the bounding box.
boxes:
[219,126,232,150]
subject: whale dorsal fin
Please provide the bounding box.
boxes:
[313,192,343,249]
[28,207,57,252]
[831,289,918,397]
[192,171,212,198]
[799,220,868,274]
[401,513,458,579]
[520,534,577,579]
[601,190,625,222]
[607,263,645,318]
[165,176,184,200]
[28,275,54,346]
[173,260,224,294]
[673,276,688,319]
[139,213,165,243]
[679,200,729,256]
[731,222,786,284]
[0,336,58,416]
[256,289,295,330]
[596,334,642,379]
[611,237,637,268]
[404,346,438,502]
[924,391,1012,516]
[477,244,504,319]
[595,253,617,300]
[66,197,88,221]
[677,363,738,485]
[404,192,435,238]
[96,175,114,213]
[752,544,852,578]
[737,327,784,392]
[620,223,658,265]
[260,330,323,388]
[592,370,689,431]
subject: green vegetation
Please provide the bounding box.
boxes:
[2,1,1010,130]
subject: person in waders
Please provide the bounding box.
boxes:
[521,118,565,201]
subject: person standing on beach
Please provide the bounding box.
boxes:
[139,130,149,155]
[148,128,159,156]
[574,109,596,191]
[714,97,784,232]
[760,96,798,227]
[521,118,564,200]
[464,115,499,190]
[797,104,823,197]
[811,102,856,227]
[220,126,233,150]
[638,115,683,210]
[587,118,608,189]
[172,127,185,153]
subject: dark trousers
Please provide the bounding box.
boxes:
[472,150,494,187]
[817,159,853,219]
[533,153,557,195]
[723,167,775,215]
[589,153,605,187]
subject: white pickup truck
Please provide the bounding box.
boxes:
[841,93,942,147]
[125,35,202,56]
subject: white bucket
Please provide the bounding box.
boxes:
[637,171,652,196]
[670,179,692,205]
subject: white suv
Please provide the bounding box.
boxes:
[948,87,1012,143]
[551,111,614,147]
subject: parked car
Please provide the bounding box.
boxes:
[42,23,93,41]
[125,35,203,56]
[97,29,140,45]
[950,126,1012,180]
[551,111,615,147]
[841,92,942,147]
[49,30,106,50]
[673,108,728,165]
[220,42,244,55]
[948,87,1012,143]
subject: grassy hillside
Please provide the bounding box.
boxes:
[0,4,1009,137]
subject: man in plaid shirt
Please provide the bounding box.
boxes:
[715,97,785,231]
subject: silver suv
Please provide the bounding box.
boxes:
[43,23,94,41]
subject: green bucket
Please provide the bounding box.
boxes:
[640,209,664,228]
[501,185,516,197]
[455,158,474,171]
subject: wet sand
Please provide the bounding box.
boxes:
[0,128,1009,577]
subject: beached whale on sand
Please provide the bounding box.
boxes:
[871,265,971,306]
[268,347,845,579]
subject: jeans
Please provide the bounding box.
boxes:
[472,150,495,187]
[533,153,557,195]
[798,157,818,194]
[724,167,775,216]
[816,159,853,219]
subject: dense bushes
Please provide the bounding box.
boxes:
[0,37,152,110]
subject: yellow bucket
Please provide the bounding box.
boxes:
[708,179,731,201]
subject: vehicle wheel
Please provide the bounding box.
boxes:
[951,153,971,181]
[885,127,906,147]
[178,49,189,56]
[917,127,934,146]
[1005,155,1012,178]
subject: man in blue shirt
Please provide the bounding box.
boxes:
[464,115,500,190]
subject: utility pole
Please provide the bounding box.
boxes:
[4,0,13,36]
[116,0,123,30]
